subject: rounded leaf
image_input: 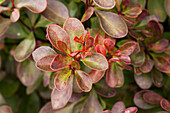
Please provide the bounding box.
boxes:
[112,101,125,113]
[143,91,163,104]
[81,7,94,22]
[82,53,108,70]
[151,69,164,88]
[95,9,128,38]
[164,0,170,17]
[0,17,11,37]
[10,8,20,23]
[139,56,154,73]
[88,70,105,83]
[121,107,138,113]
[119,41,138,55]
[160,99,170,111]
[75,70,92,92]
[93,0,115,9]
[42,0,69,24]
[0,105,12,113]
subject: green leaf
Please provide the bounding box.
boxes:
[82,53,108,70]
[17,60,41,86]
[35,16,53,28]
[14,33,35,62]
[63,17,85,52]
[42,0,69,24]
[95,9,128,38]
[93,0,116,9]
[75,70,92,92]
[15,0,47,13]
[148,0,167,22]
[164,0,170,17]
[0,17,11,37]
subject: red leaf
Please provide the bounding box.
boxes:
[36,54,57,72]
[143,91,163,104]
[151,69,164,88]
[95,44,106,56]
[119,41,138,55]
[57,41,71,54]
[85,37,94,50]
[101,110,112,113]
[116,61,132,70]
[111,101,126,113]
[10,8,20,23]
[95,33,104,45]
[51,54,72,71]
[160,99,170,111]
[103,38,116,55]
[136,9,148,22]
[88,69,105,83]
[123,4,142,18]
[81,7,94,22]
[119,54,131,64]
[122,107,138,113]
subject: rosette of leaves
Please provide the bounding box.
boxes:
[32,17,108,109]
[89,33,139,88]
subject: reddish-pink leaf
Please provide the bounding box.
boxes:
[88,69,105,83]
[149,39,169,53]
[116,61,132,70]
[54,69,72,91]
[103,38,116,55]
[10,8,20,23]
[101,110,112,113]
[81,91,103,113]
[123,4,142,18]
[134,73,152,89]
[136,9,148,22]
[160,99,170,111]
[119,54,131,64]
[94,79,117,98]
[95,44,106,57]
[69,92,83,102]
[73,76,83,93]
[71,61,80,70]
[15,0,47,13]
[63,18,85,52]
[47,24,71,50]
[134,90,156,109]
[93,0,116,9]
[0,105,12,113]
[114,50,121,56]
[106,63,119,88]
[32,46,57,62]
[51,75,73,109]
[82,53,108,70]
[81,7,94,22]
[57,41,71,54]
[134,67,142,75]
[42,0,69,25]
[36,54,57,72]
[95,33,104,45]
[139,55,154,73]
[154,56,170,73]
[143,91,163,104]
[121,107,138,113]
[120,15,135,24]
[85,37,94,50]
[0,6,11,13]
[115,67,124,88]
[130,50,145,67]
[75,70,92,92]
[151,69,164,88]
[119,41,138,55]
[51,54,72,71]
[111,101,126,113]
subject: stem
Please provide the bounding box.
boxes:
[11,0,15,8]
[85,0,89,10]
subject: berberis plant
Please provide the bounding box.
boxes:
[0,0,170,113]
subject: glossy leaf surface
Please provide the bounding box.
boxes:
[10,8,20,23]
[111,101,125,113]
[160,99,170,111]
[81,7,94,22]
[88,70,105,83]
[93,0,115,9]
[143,91,163,104]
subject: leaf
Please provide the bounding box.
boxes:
[116,61,132,70]
[143,91,163,104]
[88,70,105,83]
[106,63,119,88]
[73,76,83,93]
[134,90,156,109]
[15,0,47,13]
[103,38,116,55]
[32,46,57,62]
[153,56,170,73]
[10,8,20,23]
[57,41,71,54]
[95,44,106,57]
[0,6,10,13]
[93,0,115,9]
[95,33,104,45]
[149,39,169,53]
[75,70,92,92]
[115,66,124,88]
[14,33,35,62]
[47,24,71,50]
[95,10,128,38]
[35,16,53,28]
[81,7,94,22]
[112,101,126,113]
[0,17,11,37]
[71,61,80,70]
[123,4,142,18]
[119,41,138,55]
[160,99,170,111]
[148,0,167,22]
[121,107,138,113]
[51,54,72,71]
[136,9,148,22]
[82,53,108,70]
[139,55,154,73]
[0,105,12,113]
[134,73,152,89]
[69,92,83,102]
[0,93,6,105]
[151,69,164,88]
[94,79,117,98]
[54,68,72,91]
[36,54,57,72]
[63,17,85,52]
[81,91,103,113]
[51,75,73,109]
[42,0,69,24]
[17,60,41,86]
[164,0,170,17]
[119,54,131,64]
